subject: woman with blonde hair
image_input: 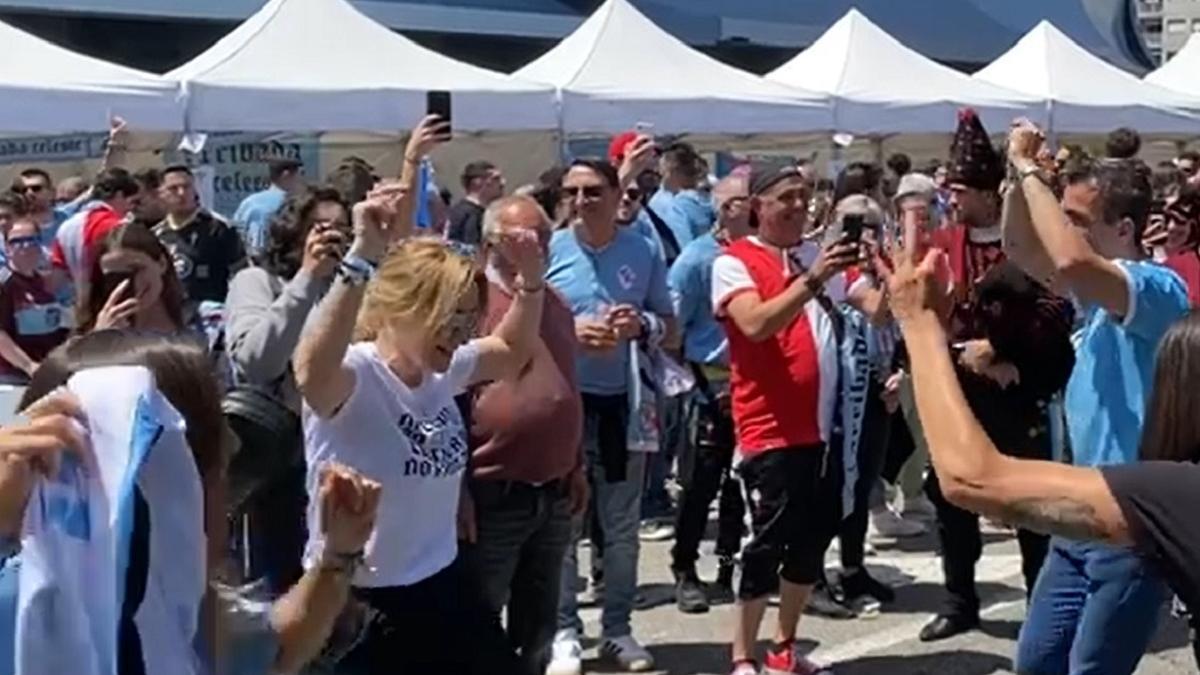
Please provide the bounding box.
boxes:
[295,118,544,674]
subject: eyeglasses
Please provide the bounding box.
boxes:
[623,188,642,202]
[6,236,40,250]
[19,184,46,194]
[562,185,604,201]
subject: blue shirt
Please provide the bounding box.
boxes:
[668,233,726,366]
[648,188,716,254]
[546,226,673,395]
[232,186,287,256]
[1065,260,1189,467]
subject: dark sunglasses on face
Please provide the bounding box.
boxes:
[562,185,604,201]
[624,188,641,202]
[19,184,46,194]
[6,236,40,250]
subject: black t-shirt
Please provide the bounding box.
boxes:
[1103,462,1200,660]
[154,211,247,304]
[446,200,485,245]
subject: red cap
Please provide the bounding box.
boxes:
[608,131,639,165]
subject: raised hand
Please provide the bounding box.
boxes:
[351,182,411,261]
[1007,118,1045,169]
[618,134,657,187]
[318,462,382,556]
[94,280,138,330]
[0,389,90,537]
[875,225,953,325]
[301,225,348,279]
[405,114,452,162]
[495,228,545,289]
[809,240,859,284]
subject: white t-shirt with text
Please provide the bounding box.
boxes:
[302,340,479,587]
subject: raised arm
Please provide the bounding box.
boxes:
[1006,120,1131,316]
[468,230,546,385]
[271,464,380,673]
[294,119,448,415]
[884,242,1130,545]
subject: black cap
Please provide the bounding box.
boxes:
[748,162,801,196]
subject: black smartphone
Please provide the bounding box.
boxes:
[99,270,137,302]
[426,90,452,134]
[841,213,865,245]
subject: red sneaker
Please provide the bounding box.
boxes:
[763,641,834,675]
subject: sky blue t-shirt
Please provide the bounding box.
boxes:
[232,185,287,256]
[1065,260,1189,467]
[669,233,726,366]
[648,188,715,254]
[546,226,673,395]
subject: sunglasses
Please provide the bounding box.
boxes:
[623,188,642,202]
[6,236,40,250]
[562,185,604,201]
[441,309,480,343]
[19,184,46,194]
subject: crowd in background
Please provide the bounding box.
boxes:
[0,110,1199,675]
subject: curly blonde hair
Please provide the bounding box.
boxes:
[355,236,485,341]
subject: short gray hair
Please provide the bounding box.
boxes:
[481,194,551,242]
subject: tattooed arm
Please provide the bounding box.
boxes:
[902,310,1132,545]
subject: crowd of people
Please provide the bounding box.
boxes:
[0,107,1198,675]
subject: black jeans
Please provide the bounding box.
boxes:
[340,558,522,675]
[670,393,744,573]
[838,378,892,570]
[925,467,1049,617]
[463,478,574,675]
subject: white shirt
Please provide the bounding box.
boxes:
[709,236,846,443]
[302,340,479,587]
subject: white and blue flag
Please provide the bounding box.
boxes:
[15,366,206,675]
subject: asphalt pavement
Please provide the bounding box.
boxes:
[570,518,1195,674]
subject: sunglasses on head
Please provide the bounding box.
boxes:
[562,185,604,200]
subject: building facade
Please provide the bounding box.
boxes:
[1138,0,1200,63]
[0,0,1153,75]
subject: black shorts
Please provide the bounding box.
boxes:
[736,444,842,600]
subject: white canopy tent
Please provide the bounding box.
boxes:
[973,22,1199,134]
[168,0,557,132]
[766,9,1043,135]
[1145,34,1200,101]
[0,18,182,133]
[514,0,832,135]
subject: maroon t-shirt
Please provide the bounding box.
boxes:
[0,269,69,378]
[469,282,583,484]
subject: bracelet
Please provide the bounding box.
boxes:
[337,256,376,287]
[318,549,365,578]
[1017,164,1046,184]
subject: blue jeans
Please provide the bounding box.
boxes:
[1016,538,1167,675]
[558,424,647,639]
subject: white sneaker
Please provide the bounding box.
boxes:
[901,493,936,519]
[639,519,676,542]
[546,629,582,675]
[869,506,926,538]
[600,634,655,672]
